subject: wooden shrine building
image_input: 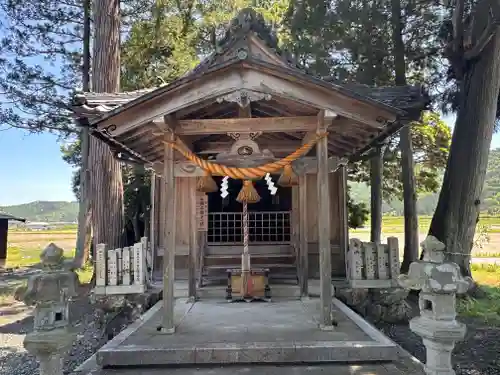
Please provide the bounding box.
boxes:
[0,213,26,268]
[72,9,427,330]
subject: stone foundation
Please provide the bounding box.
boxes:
[92,290,161,341]
[335,287,414,323]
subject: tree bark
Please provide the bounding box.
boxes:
[370,145,383,243]
[89,0,125,249]
[428,28,500,277]
[391,0,419,273]
[74,0,92,269]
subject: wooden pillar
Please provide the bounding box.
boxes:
[316,110,333,330]
[149,173,157,276]
[188,178,197,300]
[162,132,176,334]
[339,166,349,278]
[291,185,300,279]
[298,175,308,297]
[155,175,164,274]
[370,145,383,243]
[0,219,8,268]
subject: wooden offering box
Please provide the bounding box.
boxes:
[226,268,271,302]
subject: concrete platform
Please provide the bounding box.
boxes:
[75,358,425,375]
[96,297,400,367]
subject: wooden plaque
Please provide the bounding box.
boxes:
[196,192,208,231]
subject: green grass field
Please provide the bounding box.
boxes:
[350,215,500,257]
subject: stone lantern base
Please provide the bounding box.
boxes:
[410,315,466,375]
[24,328,77,375]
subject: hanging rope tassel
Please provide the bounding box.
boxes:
[236,180,261,204]
[197,171,218,193]
[277,164,299,187]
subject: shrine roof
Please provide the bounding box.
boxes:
[72,82,427,117]
[0,213,26,222]
[70,9,429,165]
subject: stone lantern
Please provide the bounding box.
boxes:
[16,243,79,375]
[399,236,472,375]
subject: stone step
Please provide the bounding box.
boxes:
[204,253,296,266]
[201,272,299,287]
[203,263,297,271]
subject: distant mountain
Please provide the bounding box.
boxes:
[0,201,78,222]
[349,148,500,216]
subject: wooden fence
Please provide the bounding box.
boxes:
[94,237,151,295]
[347,237,400,288]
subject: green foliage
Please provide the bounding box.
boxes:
[458,264,500,325]
[346,187,369,229]
[480,149,500,214]
[348,111,451,201]
[60,136,82,199]
[0,0,83,133]
[349,147,500,215]
[0,201,78,222]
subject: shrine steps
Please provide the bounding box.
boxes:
[201,253,298,286]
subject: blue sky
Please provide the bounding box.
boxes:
[1,113,499,206]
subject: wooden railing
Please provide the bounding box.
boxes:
[94,237,151,295]
[347,237,400,288]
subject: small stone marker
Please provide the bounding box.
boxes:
[16,243,79,375]
[399,235,472,375]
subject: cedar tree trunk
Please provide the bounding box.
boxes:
[429,29,500,277]
[391,0,419,273]
[89,0,125,249]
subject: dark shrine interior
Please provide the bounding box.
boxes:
[207,176,292,244]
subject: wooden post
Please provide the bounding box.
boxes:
[162,132,176,334]
[370,145,383,243]
[298,175,308,297]
[316,110,333,330]
[188,178,197,300]
[339,166,349,278]
[149,172,157,279]
[0,219,8,268]
[291,185,300,279]
[155,175,163,274]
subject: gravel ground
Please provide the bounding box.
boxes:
[1,291,499,375]
[374,316,500,375]
[0,287,104,375]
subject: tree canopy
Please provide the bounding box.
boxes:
[1,0,457,233]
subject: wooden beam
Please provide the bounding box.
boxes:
[196,139,301,154]
[161,131,176,334]
[171,116,317,135]
[316,110,333,330]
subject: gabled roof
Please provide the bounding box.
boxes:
[73,83,426,118]
[70,9,429,164]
